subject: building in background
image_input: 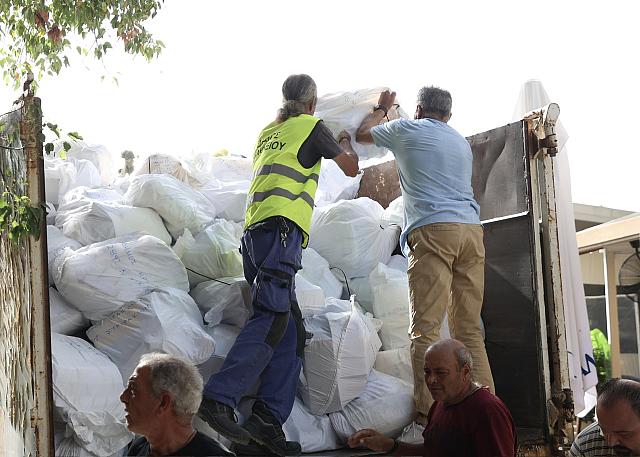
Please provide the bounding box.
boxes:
[575,203,640,379]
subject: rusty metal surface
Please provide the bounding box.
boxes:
[22,95,54,457]
[468,122,529,221]
[355,122,528,217]
[356,159,401,209]
[517,443,556,457]
[526,115,575,448]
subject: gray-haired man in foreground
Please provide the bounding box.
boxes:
[120,353,233,456]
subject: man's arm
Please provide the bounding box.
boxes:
[355,90,396,144]
[332,130,359,177]
[348,429,426,456]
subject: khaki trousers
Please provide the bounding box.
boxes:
[406,222,495,418]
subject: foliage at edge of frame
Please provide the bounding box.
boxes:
[0,189,43,243]
[0,0,165,89]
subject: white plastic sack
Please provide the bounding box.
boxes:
[124,174,215,239]
[299,248,343,299]
[197,324,241,382]
[186,153,253,184]
[112,176,130,195]
[44,156,102,205]
[387,254,408,272]
[198,178,250,222]
[53,234,189,321]
[329,370,415,441]
[283,398,341,453]
[46,202,57,225]
[60,186,122,206]
[49,287,88,335]
[374,346,413,385]
[315,159,362,207]
[383,196,404,228]
[295,274,325,318]
[72,158,102,190]
[55,199,172,246]
[87,288,215,382]
[135,153,202,188]
[309,198,400,278]
[347,276,373,313]
[300,298,381,414]
[44,155,77,205]
[369,263,451,349]
[47,225,82,283]
[51,333,133,456]
[174,221,243,287]
[370,263,411,350]
[190,277,253,328]
[55,435,125,457]
[315,87,409,160]
[55,140,115,186]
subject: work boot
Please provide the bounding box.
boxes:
[232,440,302,456]
[198,397,251,445]
[241,401,288,457]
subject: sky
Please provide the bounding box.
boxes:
[1,0,639,212]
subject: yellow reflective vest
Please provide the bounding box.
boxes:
[245,114,321,247]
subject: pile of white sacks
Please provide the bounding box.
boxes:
[46,90,426,456]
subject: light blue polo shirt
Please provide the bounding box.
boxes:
[371,118,480,256]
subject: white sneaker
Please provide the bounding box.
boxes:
[397,421,425,444]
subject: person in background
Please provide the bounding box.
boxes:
[198,73,359,457]
[570,378,640,457]
[121,353,233,456]
[348,339,516,456]
[356,86,494,423]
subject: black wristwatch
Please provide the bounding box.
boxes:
[373,104,388,116]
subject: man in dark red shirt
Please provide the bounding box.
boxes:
[348,339,516,456]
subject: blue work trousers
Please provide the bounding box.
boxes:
[203,217,304,425]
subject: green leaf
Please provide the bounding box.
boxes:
[44,142,54,154]
[63,141,71,151]
[68,131,83,140]
[1,1,164,90]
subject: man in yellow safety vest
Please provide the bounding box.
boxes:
[198,74,359,457]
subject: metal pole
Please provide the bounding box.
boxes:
[603,249,622,377]
[20,94,54,456]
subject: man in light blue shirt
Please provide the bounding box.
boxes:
[356,86,494,423]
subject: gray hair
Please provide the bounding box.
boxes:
[598,378,640,416]
[276,74,317,122]
[138,353,203,419]
[426,338,475,377]
[454,346,474,374]
[417,86,452,117]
